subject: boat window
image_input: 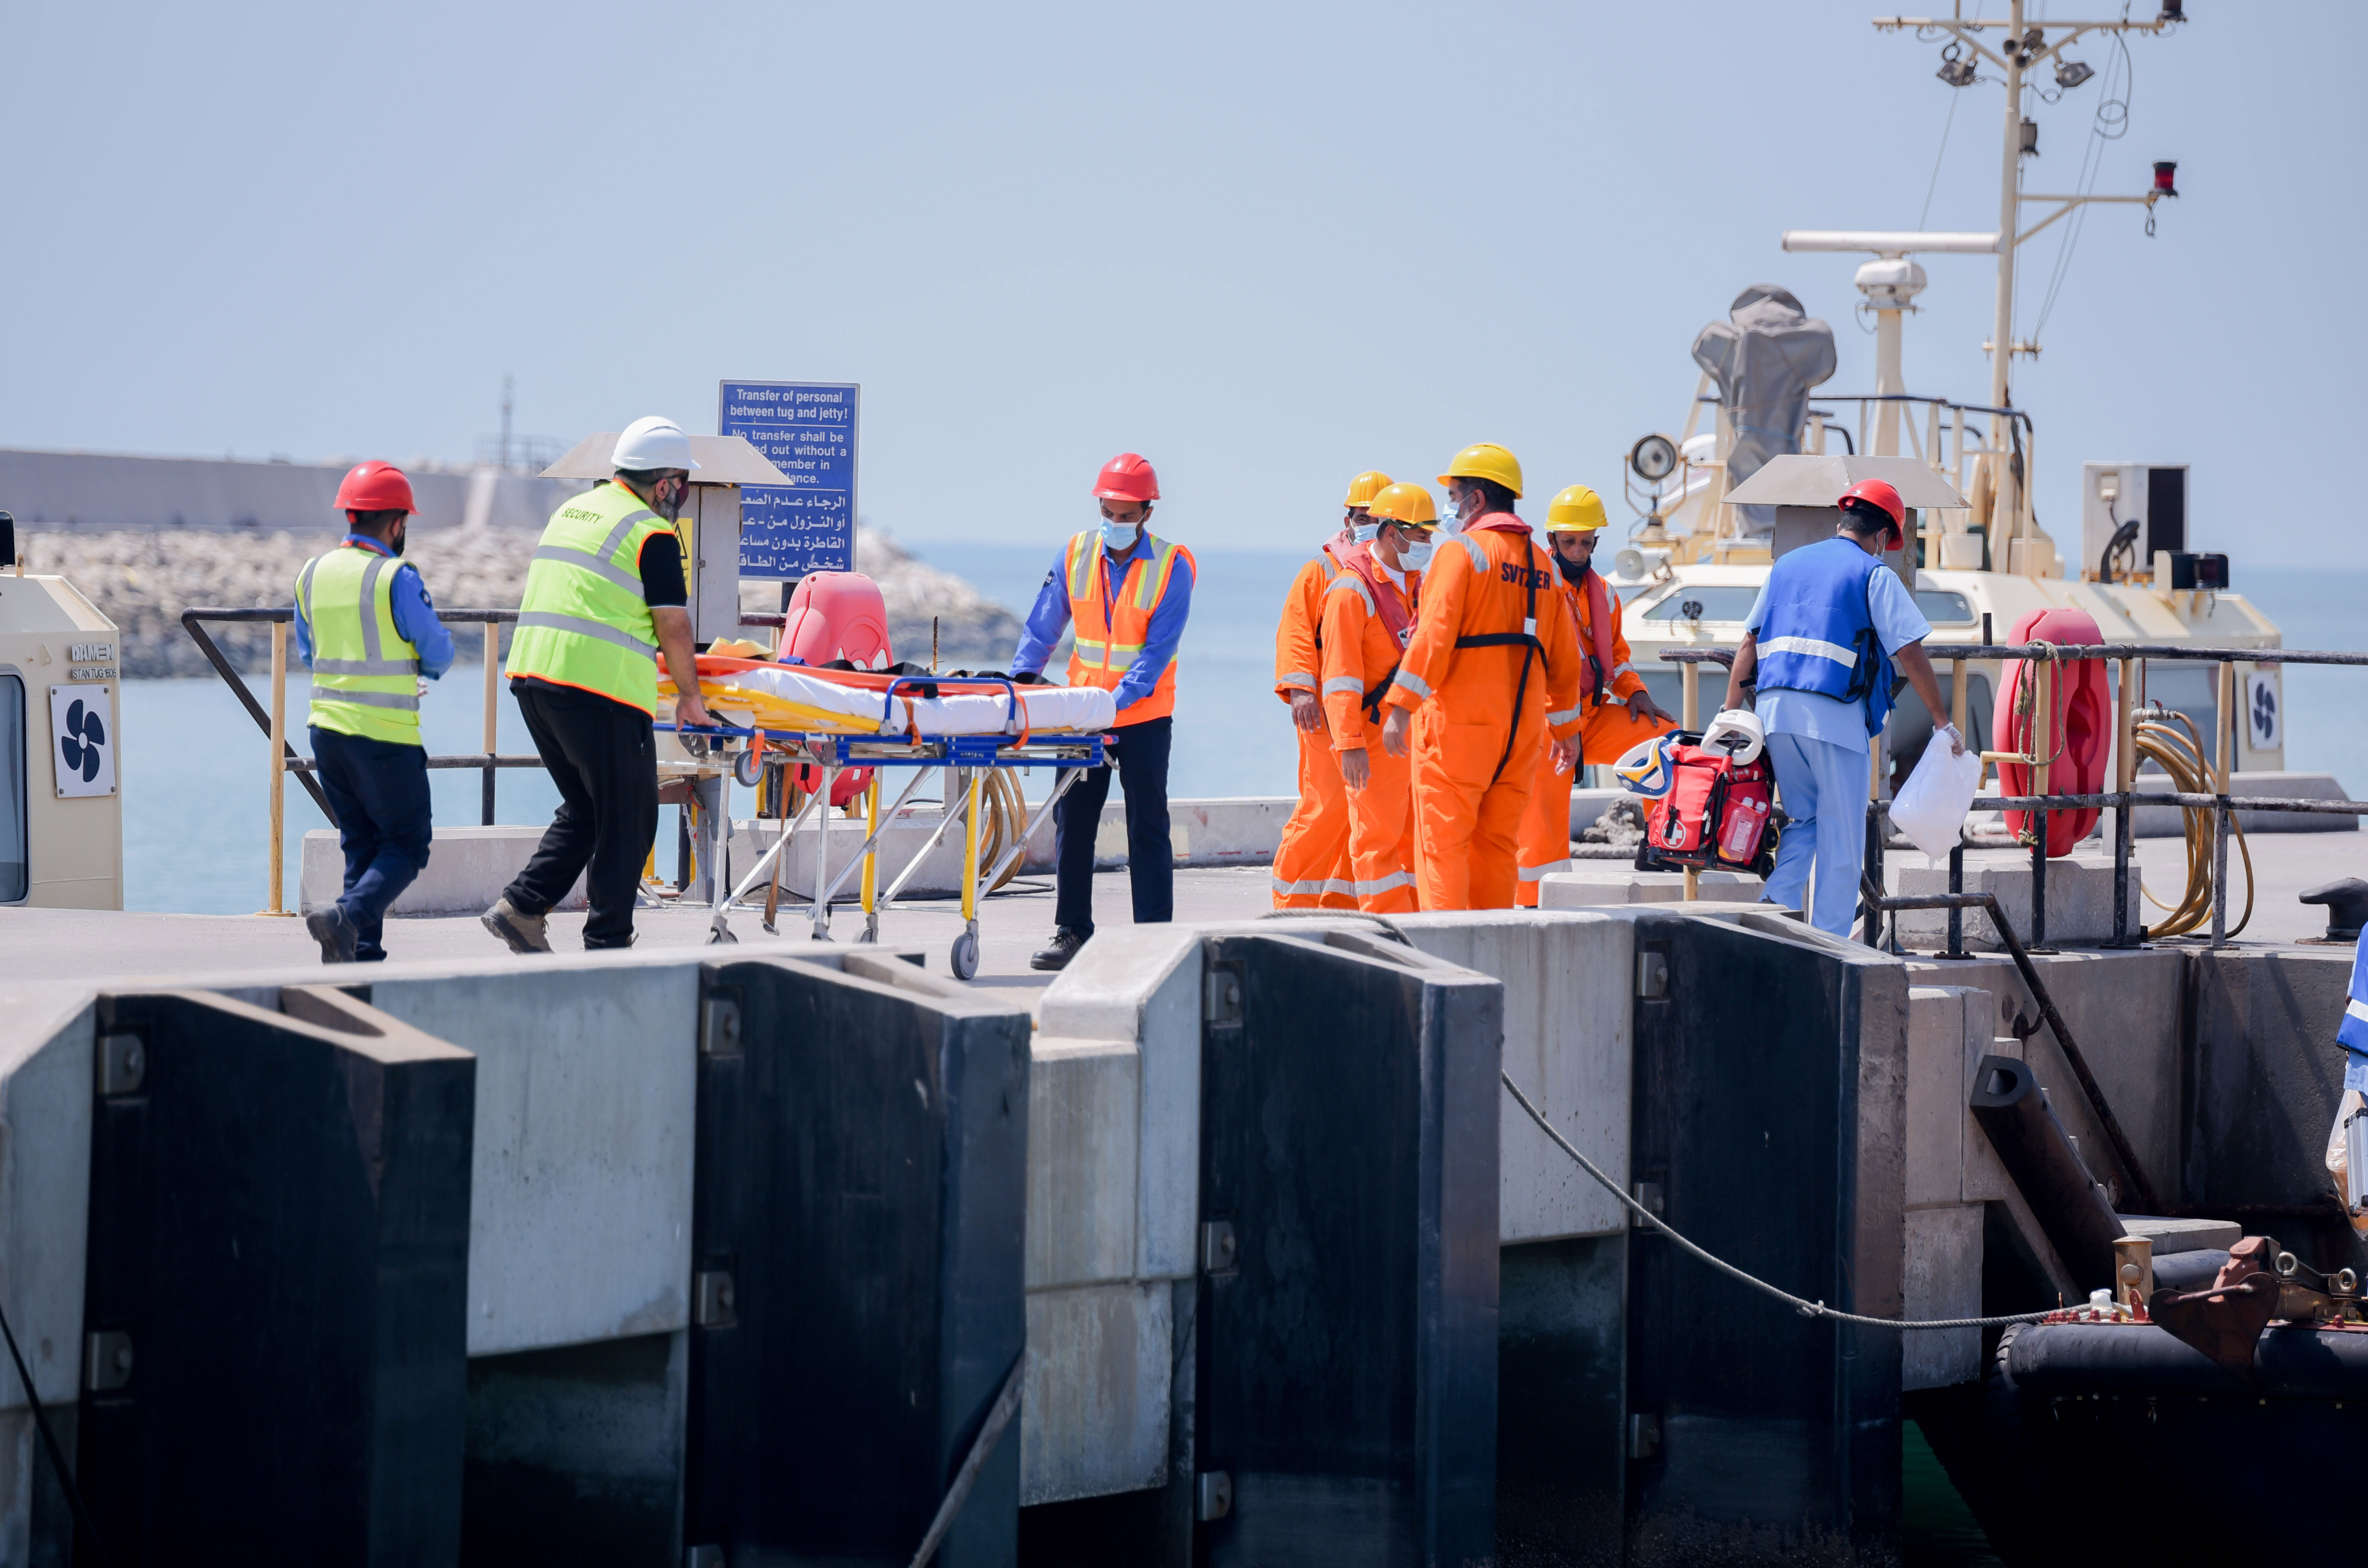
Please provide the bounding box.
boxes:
[1639,586,1762,623]
[0,674,23,903]
[1913,590,1975,624]
[2138,665,2223,767]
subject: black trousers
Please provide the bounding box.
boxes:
[1051,715,1173,937]
[504,681,657,948]
[310,725,432,962]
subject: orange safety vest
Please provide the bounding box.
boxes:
[1063,528,1196,724]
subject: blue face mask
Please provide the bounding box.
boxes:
[1099,518,1141,551]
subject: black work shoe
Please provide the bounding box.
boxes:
[305,904,359,965]
[1029,928,1088,972]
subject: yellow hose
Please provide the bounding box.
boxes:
[2132,708,2253,939]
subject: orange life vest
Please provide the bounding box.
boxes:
[1063,528,1195,724]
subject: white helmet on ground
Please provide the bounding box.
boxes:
[1613,733,1680,799]
[612,416,701,473]
[1703,708,1766,765]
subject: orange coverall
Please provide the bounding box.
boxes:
[1319,548,1422,913]
[1514,568,1676,904]
[1381,513,1585,911]
[1270,529,1357,909]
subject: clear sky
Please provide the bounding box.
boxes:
[3,1,2357,566]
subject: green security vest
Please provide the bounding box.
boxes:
[507,483,675,713]
[296,544,421,745]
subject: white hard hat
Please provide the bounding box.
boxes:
[612,416,701,473]
[1702,708,1766,765]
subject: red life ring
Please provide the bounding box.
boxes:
[779,572,894,807]
[1990,607,2109,856]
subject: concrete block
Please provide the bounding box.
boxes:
[1026,796,1290,872]
[2134,771,2356,837]
[2188,949,2354,1211]
[2119,1215,2241,1255]
[1037,926,1204,1281]
[1393,912,1635,1242]
[0,987,93,1412]
[1905,988,1972,1210]
[1909,949,2186,1210]
[302,826,584,916]
[366,957,701,1357]
[1902,1205,1983,1391]
[1026,1038,1140,1290]
[1020,1282,1172,1507]
[1891,848,2138,949]
[1536,869,1764,907]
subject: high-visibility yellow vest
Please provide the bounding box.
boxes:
[296,544,421,745]
[1063,530,1193,724]
[507,483,675,713]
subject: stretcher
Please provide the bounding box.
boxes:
[657,662,1115,978]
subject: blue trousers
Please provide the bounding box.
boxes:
[1761,730,1869,937]
[310,725,433,961]
[1051,716,1173,937]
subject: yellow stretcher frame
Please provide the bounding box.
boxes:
[659,721,1105,980]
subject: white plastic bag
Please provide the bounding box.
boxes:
[1889,728,1984,863]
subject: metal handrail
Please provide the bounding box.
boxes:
[183,604,536,914]
[1657,641,2368,950]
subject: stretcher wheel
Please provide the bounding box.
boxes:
[733,744,764,789]
[950,929,980,981]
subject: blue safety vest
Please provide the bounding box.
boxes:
[2341,935,2368,1057]
[1754,536,1896,736]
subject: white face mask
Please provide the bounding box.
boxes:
[1402,536,1435,571]
[1099,517,1141,551]
[1353,522,1382,544]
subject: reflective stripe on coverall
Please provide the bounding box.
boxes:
[1319,545,1422,913]
[1381,512,1584,911]
[1514,568,1675,904]
[1270,528,1357,909]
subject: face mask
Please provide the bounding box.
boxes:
[389,524,406,557]
[1353,522,1382,544]
[1402,536,1435,571]
[654,478,687,522]
[1099,518,1141,551]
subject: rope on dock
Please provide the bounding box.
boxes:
[1501,1069,2053,1331]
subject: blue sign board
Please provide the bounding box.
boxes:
[719,379,859,579]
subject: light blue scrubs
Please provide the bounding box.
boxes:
[1744,562,1933,935]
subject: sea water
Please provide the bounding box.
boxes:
[118,554,2364,915]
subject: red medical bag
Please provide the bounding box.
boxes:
[1646,736,1777,874]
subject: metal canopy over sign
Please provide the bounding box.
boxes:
[719,380,859,580]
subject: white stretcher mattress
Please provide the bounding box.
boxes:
[694,662,1117,736]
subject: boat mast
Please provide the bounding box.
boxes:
[1990,0,2023,426]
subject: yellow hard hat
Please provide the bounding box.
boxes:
[1545,484,1610,532]
[1437,442,1523,498]
[1365,482,1438,527]
[1342,470,1394,508]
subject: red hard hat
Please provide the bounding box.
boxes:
[1092,452,1160,503]
[335,460,417,516]
[1836,477,1905,545]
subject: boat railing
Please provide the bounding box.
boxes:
[1659,642,2368,952]
[1667,392,2040,565]
[182,605,792,916]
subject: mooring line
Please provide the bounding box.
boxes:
[1501,1070,2051,1331]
